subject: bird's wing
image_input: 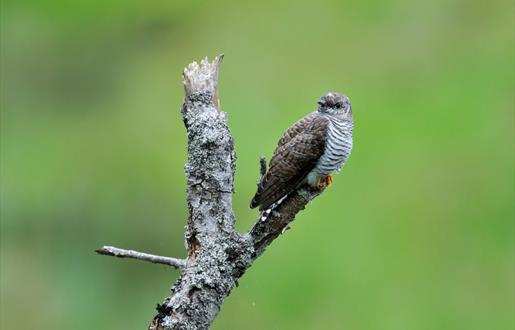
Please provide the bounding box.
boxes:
[276,111,318,148]
[250,114,328,211]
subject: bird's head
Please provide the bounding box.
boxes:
[317,92,352,119]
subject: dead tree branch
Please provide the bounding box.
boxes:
[97,55,326,330]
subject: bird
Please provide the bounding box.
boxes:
[250,92,353,214]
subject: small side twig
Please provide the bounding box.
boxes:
[96,246,186,269]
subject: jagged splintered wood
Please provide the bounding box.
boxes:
[96,55,325,330]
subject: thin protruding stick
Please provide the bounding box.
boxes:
[96,246,186,269]
[259,156,267,176]
[256,156,267,185]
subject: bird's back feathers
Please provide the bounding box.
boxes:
[250,112,329,211]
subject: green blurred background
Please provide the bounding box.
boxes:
[1,0,514,329]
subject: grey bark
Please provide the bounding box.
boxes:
[97,55,325,330]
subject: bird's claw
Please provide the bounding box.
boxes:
[316,175,333,190]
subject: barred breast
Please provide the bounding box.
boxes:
[307,115,353,185]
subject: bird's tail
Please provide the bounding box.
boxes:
[258,195,288,221]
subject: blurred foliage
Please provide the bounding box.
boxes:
[1,0,514,329]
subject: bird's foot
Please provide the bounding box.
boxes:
[316,175,333,190]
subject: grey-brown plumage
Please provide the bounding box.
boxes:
[250,92,353,211]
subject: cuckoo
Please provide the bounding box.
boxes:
[250,92,353,213]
